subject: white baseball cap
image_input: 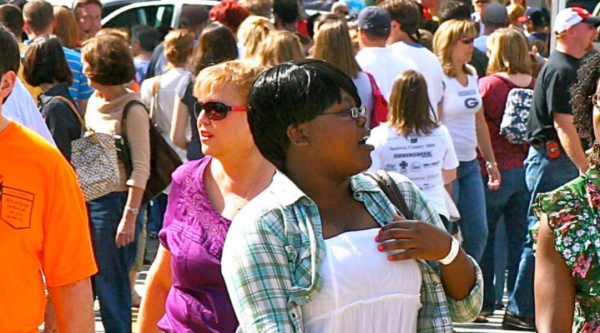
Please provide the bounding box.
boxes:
[554,7,600,34]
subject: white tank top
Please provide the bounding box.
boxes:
[302,228,422,333]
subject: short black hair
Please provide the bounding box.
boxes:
[273,0,299,24]
[438,0,471,23]
[0,25,20,77]
[0,4,23,38]
[247,59,360,171]
[23,34,73,87]
[131,25,159,53]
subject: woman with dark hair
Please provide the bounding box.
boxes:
[367,70,458,230]
[82,34,149,333]
[222,59,483,333]
[138,60,274,333]
[22,34,79,161]
[170,23,239,161]
[533,53,600,333]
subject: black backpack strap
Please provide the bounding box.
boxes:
[363,171,414,220]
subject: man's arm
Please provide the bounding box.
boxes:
[553,112,589,173]
[47,278,95,333]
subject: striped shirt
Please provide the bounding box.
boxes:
[62,47,94,102]
[222,171,483,333]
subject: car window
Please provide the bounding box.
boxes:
[103,5,174,30]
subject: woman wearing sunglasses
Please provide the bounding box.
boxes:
[222,59,483,333]
[433,20,499,262]
[137,60,275,333]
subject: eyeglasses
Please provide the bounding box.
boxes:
[458,37,474,45]
[193,101,248,120]
[318,106,367,119]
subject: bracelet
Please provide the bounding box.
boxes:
[485,161,498,169]
[439,237,460,265]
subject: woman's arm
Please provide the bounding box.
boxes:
[442,169,456,196]
[475,108,501,190]
[138,245,174,333]
[47,278,95,333]
[535,213,576,333]
[117,102,151,247]
[170,98,190,150]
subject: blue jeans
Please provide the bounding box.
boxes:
[506,147,579,319]
[452,159,488,262]
[147,193,168,235]
[480,168,529,312]
[88,192,145,333]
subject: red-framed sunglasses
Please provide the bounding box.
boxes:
[193,101,248,121]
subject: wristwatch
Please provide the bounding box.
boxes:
[125,206,139,216]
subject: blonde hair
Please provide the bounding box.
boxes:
[507,4,525,25]
[388,70,438,136]
[313,19,361,78]
[53,6,79,49]
[486,28,532,74]
[193,60,264,101]
[255,31,305,67]
[433,19,477,77]
[237,16,275,59]
[164,29,194,66]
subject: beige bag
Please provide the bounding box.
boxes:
[55,96,120,201]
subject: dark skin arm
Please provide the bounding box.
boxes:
[377,216,476,300]
[535,213,576,333]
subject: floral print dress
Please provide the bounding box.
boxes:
[532,167,600,333]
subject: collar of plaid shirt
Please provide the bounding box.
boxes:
[222,171,483,333]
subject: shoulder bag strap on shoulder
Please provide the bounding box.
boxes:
[121,99,149,138]
[363,171,414,220]
[52,95,88,130]
[151,75,161,120]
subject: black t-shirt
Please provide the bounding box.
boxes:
[38,82,82,162]
[526,50,581,146]
[469,48,489,78]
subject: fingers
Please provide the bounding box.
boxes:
[376,227,414,242]
[377,238,416,252]
[387,249,419,261]
[379,220,421,232]
[115,233,135,248]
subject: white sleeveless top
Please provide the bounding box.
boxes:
[302,228,422,333]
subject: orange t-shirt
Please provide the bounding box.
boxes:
[0,121,98,333]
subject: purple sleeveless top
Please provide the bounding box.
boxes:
[158,157,238,333]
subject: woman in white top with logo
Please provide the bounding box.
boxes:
[368,70,459,230]
[433,20,500,263]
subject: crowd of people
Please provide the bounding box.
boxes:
[3,0,600,332]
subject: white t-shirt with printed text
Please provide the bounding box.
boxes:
[367,124,459,218]
[440,66,482,162]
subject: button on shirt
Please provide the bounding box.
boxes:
[222,171,483,333]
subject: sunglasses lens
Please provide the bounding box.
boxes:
[194,102,229,120]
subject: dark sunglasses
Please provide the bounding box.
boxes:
[193,101,248,121]
[458,37,474,45]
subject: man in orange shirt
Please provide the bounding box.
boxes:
[0,26,97,333]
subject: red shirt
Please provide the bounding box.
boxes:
[477,74,533,176]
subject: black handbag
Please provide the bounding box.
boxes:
[119,99,183,204]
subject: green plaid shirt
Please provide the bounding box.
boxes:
[222,171,483,333]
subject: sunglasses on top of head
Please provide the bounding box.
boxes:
[193,101,248,121]
[458,37,475,45]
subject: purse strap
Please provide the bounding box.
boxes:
[363,171,414,220]
[150,75,161,120]
[52,95,88,130]
[121,99,148,138]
